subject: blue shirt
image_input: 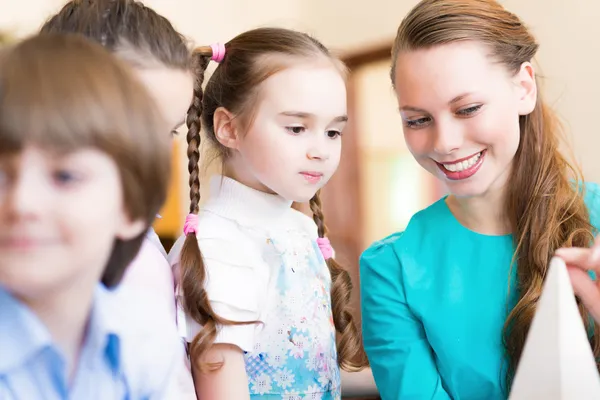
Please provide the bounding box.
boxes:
[0,284,185,399]
[360,182,600,400]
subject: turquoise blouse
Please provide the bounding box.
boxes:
[360,182,600,399]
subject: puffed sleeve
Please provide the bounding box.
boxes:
[168,216,268,352]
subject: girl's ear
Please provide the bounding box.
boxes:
[213,107,241,150]
[115,214,146,241]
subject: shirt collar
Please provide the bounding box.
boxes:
[86,284,123,374]
[203,175,293,226]
[0,284,123,376]
[0,285,53,373]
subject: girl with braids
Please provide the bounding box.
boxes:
[41,0,194,322]
[0,33,185,399]
[360,0,600,398]
[168,27,366,399]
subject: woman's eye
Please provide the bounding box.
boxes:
[456,104,483,116]
[404,116,431,129]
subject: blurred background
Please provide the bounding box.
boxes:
[1,0,599,397]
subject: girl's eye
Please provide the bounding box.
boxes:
[327,130,342,139]
[52,169,81,186]
[286,126,306,135]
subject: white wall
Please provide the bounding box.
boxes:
[2,0,599,206]
[0,0,65,36]
[0,0,307,46]
[504,0,600,182]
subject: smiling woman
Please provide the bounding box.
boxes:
[360,0,600,399]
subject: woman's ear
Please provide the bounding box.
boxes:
[515,61,537,116]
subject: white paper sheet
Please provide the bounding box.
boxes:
[509,256,600,399]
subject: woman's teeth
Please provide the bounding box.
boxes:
[443,152,481,172]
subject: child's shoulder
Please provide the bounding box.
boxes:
[168,209,267,269]
[198,208,244,238]
[287,207,319,239]
[197,209,262,253]
[101,285,183,393]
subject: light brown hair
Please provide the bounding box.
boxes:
[40,0,189,70]
[181,27,366,372]
[391,0,600,391]
[0,33,171,287]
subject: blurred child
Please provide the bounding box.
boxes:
[41,0,195,321]
[0,33,185,399]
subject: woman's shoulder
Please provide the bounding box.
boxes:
[361,231,404,263]
[581,181,600,231]
[361,197,450,259]
[583,181,600,206]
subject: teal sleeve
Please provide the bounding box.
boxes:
[584,182,600,233]
[360,234,451,400]
[582,182,600,280]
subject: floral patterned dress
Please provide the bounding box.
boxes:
[244,230,340,400]
[169,176,341,400]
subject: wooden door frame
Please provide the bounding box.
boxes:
[313,43,394,333]
[343,43,393,70]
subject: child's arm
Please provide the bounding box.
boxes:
[192,343,250,400]
[360,237,451,400]
[169,222,267,399]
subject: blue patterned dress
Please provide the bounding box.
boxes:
[170,176,341,399]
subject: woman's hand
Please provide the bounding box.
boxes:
[556,236,600,322]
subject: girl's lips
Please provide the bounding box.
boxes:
[300,171,323,184]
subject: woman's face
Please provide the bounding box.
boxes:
[392,41,536,199]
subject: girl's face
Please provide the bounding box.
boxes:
[219,63,348,202]
[0,146,145,301]
[135,66,194,135]
[393,41,536,199]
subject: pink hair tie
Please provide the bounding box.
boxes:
[183,213,199,235]
[317,237,334,260]
[210,43,226,63]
